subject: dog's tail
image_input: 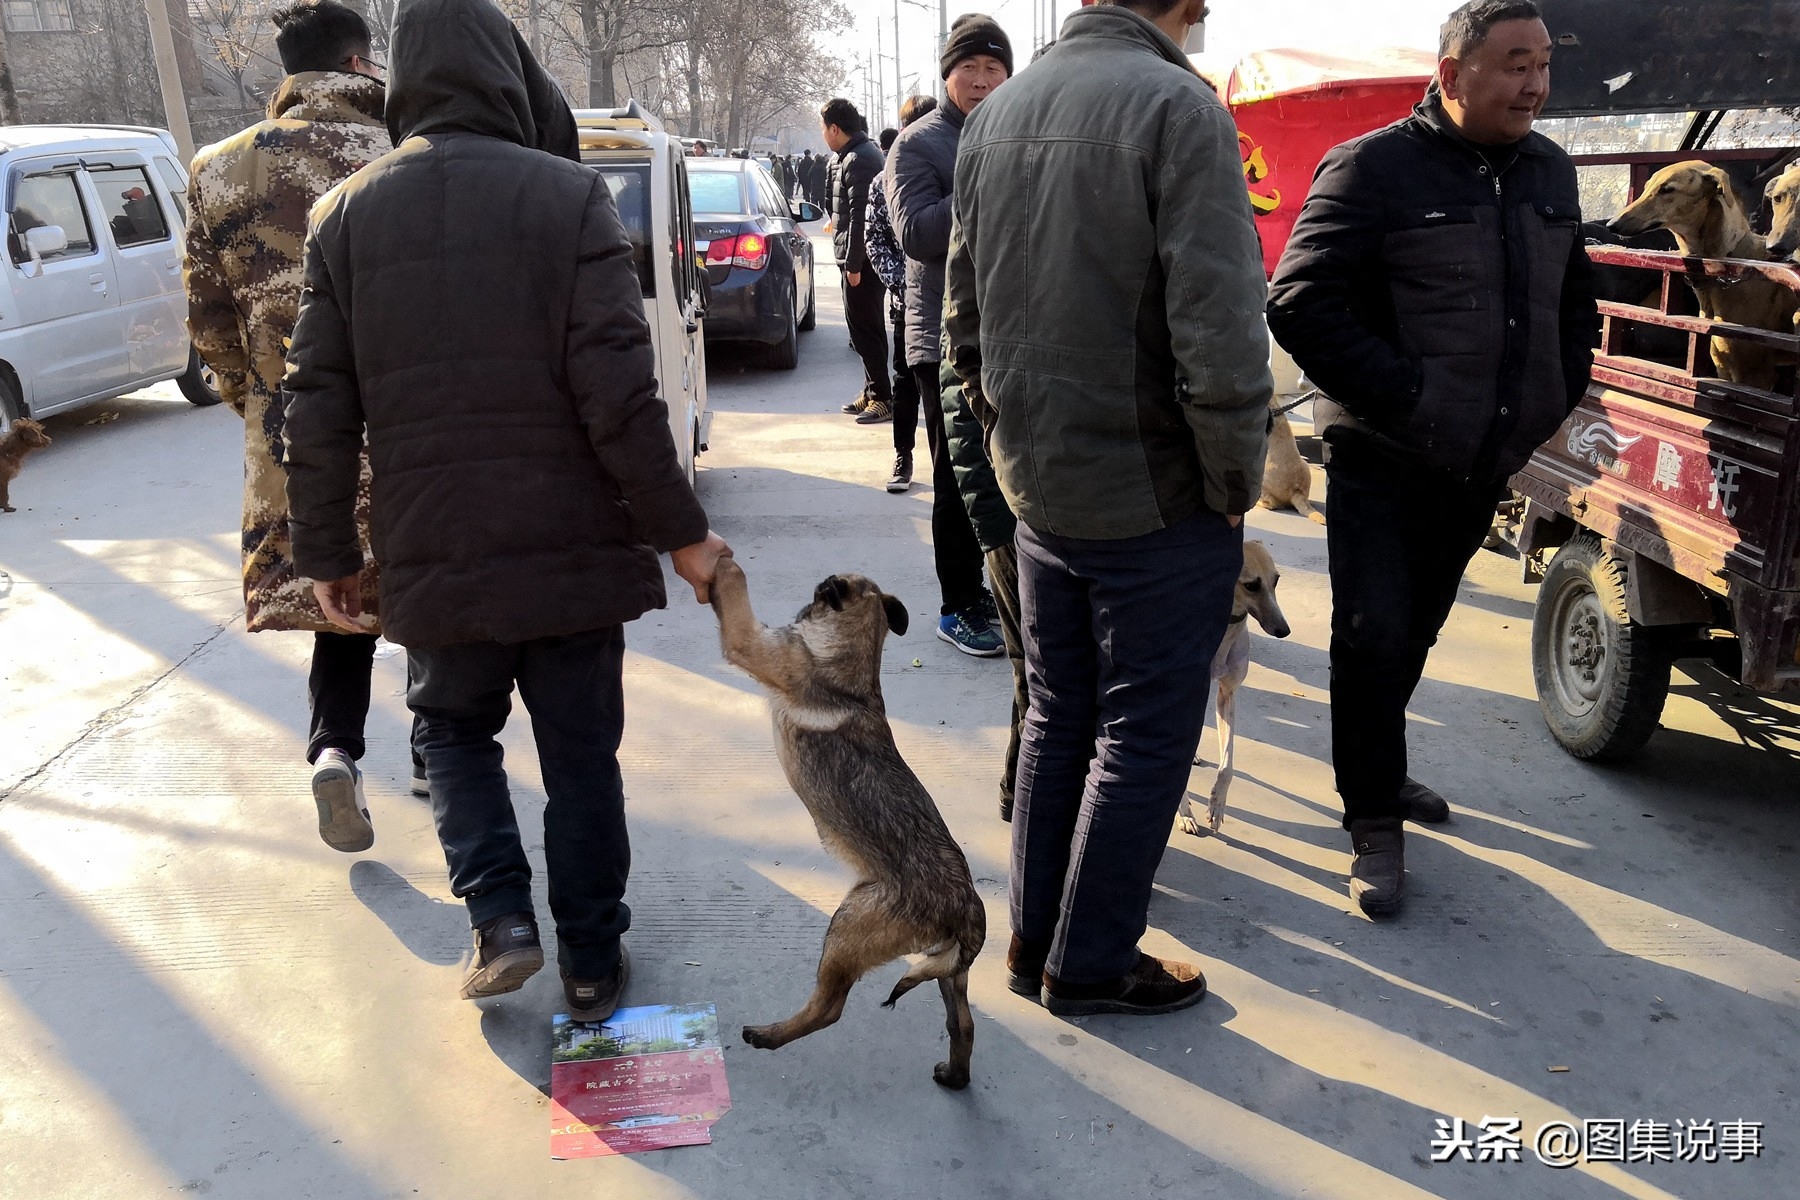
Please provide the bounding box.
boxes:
[880,897,986,1008]
[1294,494,1327,525]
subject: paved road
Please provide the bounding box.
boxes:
[2,246,1797,1199]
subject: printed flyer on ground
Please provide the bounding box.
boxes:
[550,1003,732,1158]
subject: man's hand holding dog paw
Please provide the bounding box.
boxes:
[672,532,733,603]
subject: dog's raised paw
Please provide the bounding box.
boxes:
[932,1061,971,1090]
[742,1024,778,1049]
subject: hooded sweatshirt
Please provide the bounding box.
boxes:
[283,0,708,648]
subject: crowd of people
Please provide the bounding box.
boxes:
[186,0,1590,1024]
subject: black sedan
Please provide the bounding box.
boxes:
[687,157,820,369]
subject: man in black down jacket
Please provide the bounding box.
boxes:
[1267,0,1596,917]
[822,98,891,421]
[284,0,729,1018]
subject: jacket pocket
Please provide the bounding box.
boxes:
[1384,207,1489,331]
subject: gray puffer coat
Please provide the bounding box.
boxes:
[886,100,964,367]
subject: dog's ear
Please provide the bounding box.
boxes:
[882,594,909,636]
[1699,166,1728,196]
[813,576,851,612]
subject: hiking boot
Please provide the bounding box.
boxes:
[563,945,632,1022]
[1400,778,1449,824]
[312,748,373,853]
[458,911,544,1000]
[1043,953,1207,1017]
[886,453,913,493]
[937,610,1005,658]
[1349,817,1406,916]
[1006,934,1048,998]
[855,398,893,424]
[841,392,870,414]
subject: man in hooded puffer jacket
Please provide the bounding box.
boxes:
[283,0,730,1022]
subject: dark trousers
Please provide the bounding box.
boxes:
[988,541,1027,807]
[889,302,919,456]
[842,272,891,406]
[1011,511,1240,983]
[406,626,630,978]
[1326,439,1502,828]
[912,360,987,615]
[308,632,424,770]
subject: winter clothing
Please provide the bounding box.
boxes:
[864,172,906,292]
[938,360,1015,554]
[945,4,1272,537]
[941,13,1013,78]
[828,131,883,275]
[913,363,986,615]
[886,100,963,368]
[185,71,389,633]
[1266,86,1598,485]
[283,0,707,650]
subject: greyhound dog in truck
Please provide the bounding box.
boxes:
[1611,160,1798,390]
[1767,160,1800,264]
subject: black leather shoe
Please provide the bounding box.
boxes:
[1400,778,1449,823]
[458,911,543,1000]
[563,945,631,1022]
[1005,934,1047,997]
[1043,953,1207,1016]
[1349,818,1406,916]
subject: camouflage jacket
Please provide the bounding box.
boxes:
[185,72,389,634]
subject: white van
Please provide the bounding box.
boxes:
[0,125,219,430]
[574,103,710,483]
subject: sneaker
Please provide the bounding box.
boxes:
[1043,953,1207,1017]
[459,911,544,1000]
[855,399,893,424]
[410,763,430,799]
[1348,817,1406,916]
[885,454,913,493]
[312,748,373,853]
[977,589,1000,626]
[563,944,631,1022]
[841,392,870,415]
[936,610,1004,658]
[1400,778,1449,824]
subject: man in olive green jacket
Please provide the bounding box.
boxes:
[945,0,1270,1018]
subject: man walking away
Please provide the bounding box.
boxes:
[1267,0,1595,917]
[822,99,893,423]
[889,16,1009,658]
[862,100,937,484]
[284,0,730,1021]
[947,0,1270,1015]
[185,0,400,854]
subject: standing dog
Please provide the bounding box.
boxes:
[0,418,52,513]
[1611,161,1798,389]
[1177,540,1291,835]
[1767,160,1800,263]
[710,556,986,1090]
[1258,398,1325,524]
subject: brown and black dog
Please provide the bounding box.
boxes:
[710,555,986,1089]
[0,418,52,513]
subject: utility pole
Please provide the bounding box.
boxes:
[0,20,21,126]
[893,0,902,104]
[875,20,884,122]
[143,0,195,160]
[938,0,947,103]
[528,0,542,59]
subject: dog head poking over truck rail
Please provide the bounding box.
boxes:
[1767,160,1800,261]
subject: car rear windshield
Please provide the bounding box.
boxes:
[688,169,747,216]
[591,160,654,297]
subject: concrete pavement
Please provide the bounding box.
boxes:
[2,249,1798,1199]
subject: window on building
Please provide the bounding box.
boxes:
[4,0,75,32]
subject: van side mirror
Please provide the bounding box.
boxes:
[24,224,68,261]
[791,201,823,223]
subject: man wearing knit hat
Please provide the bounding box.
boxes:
[885,12,1012,660]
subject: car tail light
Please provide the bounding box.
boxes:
[705,232,770,272]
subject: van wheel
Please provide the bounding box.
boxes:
[1531,534,1672,760]
[178,348,223,406]
[798,279,816,332]
[767,299,799,370]
[0,372,23,434]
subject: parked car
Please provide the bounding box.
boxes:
[686,155,821,370]
[574,103,711,482]
[0,124,219,431]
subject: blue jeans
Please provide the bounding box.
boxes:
[1010,510,1241,983]
[406,626,629,978]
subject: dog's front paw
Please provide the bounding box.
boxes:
[742,1023,779,1049]
[1175,812,1206,837]
[932,1061,971,1090]
[1207,792,1228,833]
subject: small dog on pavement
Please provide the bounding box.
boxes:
[0,418,52,513]
[1178,540,1291,836]
[1258,399,1325,524]
[710,556,987,1089]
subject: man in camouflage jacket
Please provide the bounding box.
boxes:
[184,1,396,852]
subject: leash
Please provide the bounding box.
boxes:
[1272,389,1316,417]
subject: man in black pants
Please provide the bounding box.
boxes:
[285,0,729,1021]
[888,16,1010,657]
[1268,0,1596,916]
[822,98,893,423]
